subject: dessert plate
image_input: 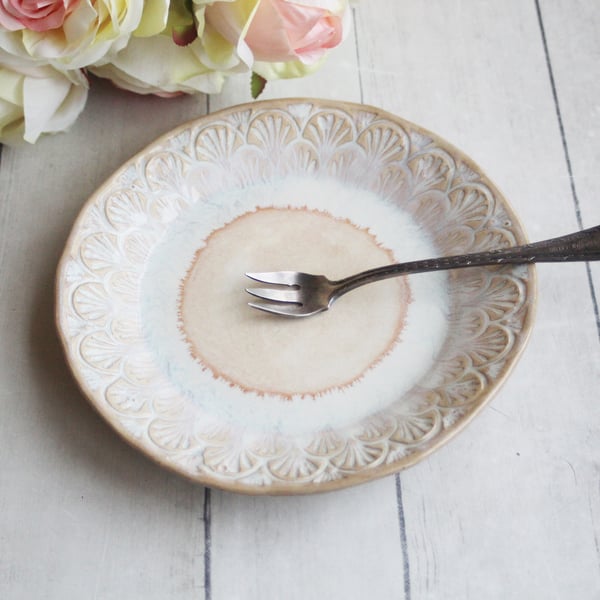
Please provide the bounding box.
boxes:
[56,98,535,494]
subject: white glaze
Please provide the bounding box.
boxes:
[141,176,449,435]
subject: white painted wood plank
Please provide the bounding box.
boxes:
[210,479,406,600]
[355,1,600,598]
[206,18,411,600]
[540,0,600,307]
[0,80,208,599]
[540,0,600,227]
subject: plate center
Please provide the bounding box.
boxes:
[178,207,411,397]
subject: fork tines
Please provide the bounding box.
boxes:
[245,271,304,316]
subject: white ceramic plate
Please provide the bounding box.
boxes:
[56,99,535,494]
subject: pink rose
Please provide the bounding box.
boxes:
[205,0,346,65]
[0,0,79,32]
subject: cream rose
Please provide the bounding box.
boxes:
[0,52,88,143]
[89,34,228,96]
[0,0,169,71]
[0,0,80,32]
[194,0,350,79]
[89,0,228,96]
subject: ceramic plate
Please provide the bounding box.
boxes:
[56,99,535,494]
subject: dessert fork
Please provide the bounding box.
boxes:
[246,225,600,317]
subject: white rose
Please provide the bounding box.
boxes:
[89,34,228,96]
[0,52,88,144]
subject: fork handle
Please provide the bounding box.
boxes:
[332,224,600,296]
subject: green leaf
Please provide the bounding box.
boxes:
[251,72,267,99]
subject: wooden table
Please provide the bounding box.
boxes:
[1,2,599,598]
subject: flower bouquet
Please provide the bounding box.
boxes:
[0,0,351,144]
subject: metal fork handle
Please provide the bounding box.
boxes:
[332,224,600,298]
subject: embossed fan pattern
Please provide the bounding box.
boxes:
[56,100,534,493]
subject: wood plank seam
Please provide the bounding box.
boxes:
[395,474,412,600]
[352,7,365,103]
[204,487,212,600]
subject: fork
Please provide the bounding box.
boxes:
[246,224,600,317]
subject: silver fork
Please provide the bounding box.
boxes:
[246,225,600,317]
